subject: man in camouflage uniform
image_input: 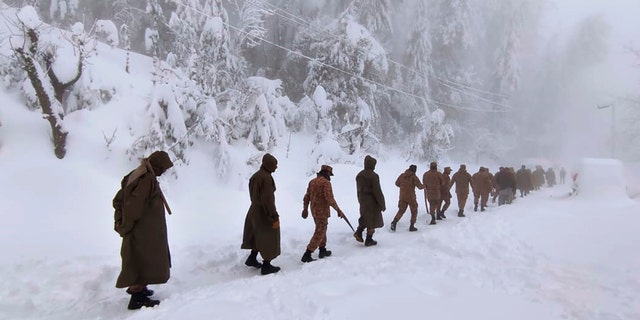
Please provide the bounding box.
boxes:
[438,166,453,219]
[449,164,472,217]
[423,162,444,225]
[478,167,493,211]
[390,164,424,232]
[301,165,345,262]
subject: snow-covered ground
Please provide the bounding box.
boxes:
[1,85,639,320]
[1,5,639,319]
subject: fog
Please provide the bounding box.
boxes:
[2,0,639,165]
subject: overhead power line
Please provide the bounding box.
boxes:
[173,0,509,113]
[263,1,511,102]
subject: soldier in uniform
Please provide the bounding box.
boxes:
[449,164,472,217]
[390,164,424,232]
[439,167,453,219]
[301,165,345,262]
[423,162,445,225]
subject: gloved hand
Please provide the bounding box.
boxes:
[381,206,386,212]
[272,219,280,229]
[302,209,308,219]
[337,209,345,219]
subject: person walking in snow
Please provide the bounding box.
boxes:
[241,153,282,275]
[472,167,493,212]
[354,155,386,246]
[301,165,346,262]
[423,161,445,225]
[390,164,424,232]
[516,165,531,197]
[113,150,174,310]
[439,166,453,219]
[560,167,567,184]
[449,164,472,217]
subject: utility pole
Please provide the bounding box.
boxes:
[596,104,615,158]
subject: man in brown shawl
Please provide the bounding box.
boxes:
[241,153,282,275]
[354,155,386,246]
[113,150,174,310]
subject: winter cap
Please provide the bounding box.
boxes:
[409,164,417,173]
[444,167,452,173]
[321,165,334,176]
[261,153,278,173]
[430,161,437,169]
[148,150,174,174]
[460,164,466,170]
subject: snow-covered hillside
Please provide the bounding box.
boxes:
[1,4,639,320]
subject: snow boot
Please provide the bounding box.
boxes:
[409,224,418,232]
[244,250,262,268]
[440,210,447,219]
[429,214,436,225]
[364,235,377,247]
[127,292,160,310]
[353,226,364,243]
[126,287,154,297]
[481,206,486,212]
[458,209,466,217]
[301,250,316,263]
[261,260,281,275]
[390,221,397,232]
[474,203,478,212]
[319,247,332,258]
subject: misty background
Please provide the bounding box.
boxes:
[1,0,639,169]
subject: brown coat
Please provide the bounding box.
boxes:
[113,152,173,288]
[396,169,424,203]
[422,169,444,200]
[303,174,340,218]
[241,154,281,261]
[450,168,472,195]
[472,171,493,194]
[356,155,386,229]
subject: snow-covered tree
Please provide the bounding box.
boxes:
[352,0,392,40]
[228,77,290,151]
[129,62,189,163]
[9,6,93,158]
[95,20,119,47]
[302,13,387,154]
[409,108,453,161]
[232,0,272,50]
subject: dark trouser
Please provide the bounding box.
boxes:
[498,188,512,205]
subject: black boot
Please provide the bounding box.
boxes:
[261,260,281,275]
[409,223,417,232]
[429,214,436,225]
[390,221,397,232]
[458,209,466,217]
[244,250,262,268]
[301,249,316,263]
[126,287,154,297]
[353,226,364,243]
[436,211,443,220]
[319,247,332,258]
[364,235,377,247]
[474,203,478,212]
[481,206,486,212]
[127,292,160,310]
[440,210,447,219]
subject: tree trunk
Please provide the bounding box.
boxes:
[15,48,68,159]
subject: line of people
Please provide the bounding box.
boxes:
[112,151,564,310]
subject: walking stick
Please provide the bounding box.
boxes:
[341,214,356,232]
